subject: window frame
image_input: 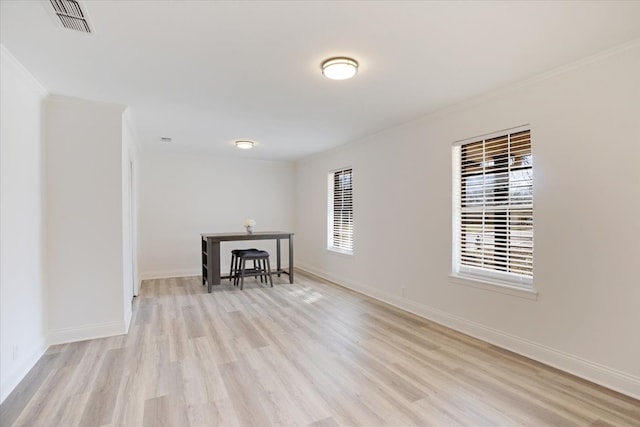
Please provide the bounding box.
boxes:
[327,167,354,255]
[451,125,535,294]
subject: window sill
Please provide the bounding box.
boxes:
[327,247,353,256]
[449,274,538,300]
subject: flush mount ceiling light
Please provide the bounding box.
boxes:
[235,140,254,149]
[321,57,358,80]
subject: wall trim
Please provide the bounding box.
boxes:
[299,39,640,165]
[48,320,128,346]
[296,263,640,400]
[140,269,200,281]
[421,38,640,122]
[124,304,133,334]
[1,44,48,97]
[0,340,48,404]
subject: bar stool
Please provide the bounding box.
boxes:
[229,248,258,284]
[237,250,273,290]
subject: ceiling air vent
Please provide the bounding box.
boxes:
[49,0,92,33]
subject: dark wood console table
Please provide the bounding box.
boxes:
[201,231,294,293]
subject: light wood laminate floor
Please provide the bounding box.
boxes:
[1,272,639,426]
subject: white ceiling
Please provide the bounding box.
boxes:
[2,1,640,161]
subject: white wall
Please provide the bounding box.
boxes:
[139,150,295,279]
[0,46,48,403]
[295,42,640,398]
[45,95,129,344]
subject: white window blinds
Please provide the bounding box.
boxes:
[453,127,533,286]
[328,168,353,253]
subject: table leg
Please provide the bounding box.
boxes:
[276,238,282,277]
[289,235,294,284]
[208,240,221,293]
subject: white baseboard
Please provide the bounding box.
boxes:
[0,340,47,404]
[140,269,201,281]
[140,261,291,283]
[140,262,291,283]
[48,320,128,346]
[124,304,133,334]
[296,263,640,400]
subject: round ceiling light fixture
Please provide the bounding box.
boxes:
[321,57,358,80]
[235,140,254,149]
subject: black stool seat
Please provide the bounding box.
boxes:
[236,250,273,290]
[239,250,269,260]
[232,248,257,255]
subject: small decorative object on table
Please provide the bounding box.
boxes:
[243,219,256,234]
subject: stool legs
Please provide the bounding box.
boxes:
[231,252,243,285]
[265,257,273,287]
[239,258,246,290]
[236,253,273,290]
[230,249,261,286]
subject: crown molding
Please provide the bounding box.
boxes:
[1,44,48,97]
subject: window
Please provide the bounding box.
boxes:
[452,126,533,288]
[328,167,353,254]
